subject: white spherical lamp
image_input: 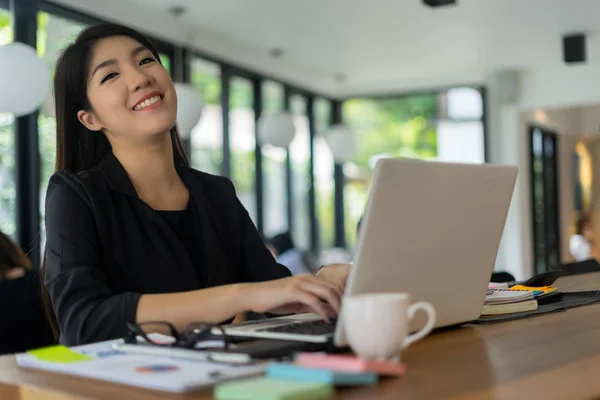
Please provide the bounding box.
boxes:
[258,111,296,148]
[174,83,203,139]
[0,42,49,116]
[325,124,357,162]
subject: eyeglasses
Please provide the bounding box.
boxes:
[125,321,230,350]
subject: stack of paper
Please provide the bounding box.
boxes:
[482,289,537,316]
[16,338,267,393]
[485,290,533,304]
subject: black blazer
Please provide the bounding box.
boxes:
[44,152,291,345]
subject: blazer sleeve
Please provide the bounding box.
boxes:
[44,173,142,345]
[224,180,292,282]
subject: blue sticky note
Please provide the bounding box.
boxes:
[267,363,378,386]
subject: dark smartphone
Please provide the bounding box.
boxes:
[210,340,312,360]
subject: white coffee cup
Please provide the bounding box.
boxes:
[341,293,436,361]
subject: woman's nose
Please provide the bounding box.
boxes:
[129,68,153,92]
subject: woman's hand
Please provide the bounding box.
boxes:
[315,263,351,289]
[243,274,344,322]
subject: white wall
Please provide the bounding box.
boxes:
[557,135,577,263]
[520,65,600,110]
[578,105,600,136]
[486,71,530,280]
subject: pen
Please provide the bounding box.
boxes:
[111,343,252,364]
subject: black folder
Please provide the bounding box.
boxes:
[472,291,600,324]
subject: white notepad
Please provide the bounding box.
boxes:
[16,337,267,393]
[485,289,534,305]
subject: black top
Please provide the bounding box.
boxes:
[156,204,208,287]
[44,152,291,346]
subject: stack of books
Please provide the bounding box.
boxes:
[482,284,558,316]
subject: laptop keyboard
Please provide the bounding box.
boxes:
[257,319,337,335]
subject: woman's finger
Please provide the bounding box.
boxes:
[301,274,344,298]
[291,289,332,322]
[297,280,342,313]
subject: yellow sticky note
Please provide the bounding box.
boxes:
[510,285,557,294]
[27,345,94,363]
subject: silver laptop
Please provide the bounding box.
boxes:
[218,158,518,346]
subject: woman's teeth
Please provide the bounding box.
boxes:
[133,95,161,110]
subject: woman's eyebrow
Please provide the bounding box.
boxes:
[91,46,148,78]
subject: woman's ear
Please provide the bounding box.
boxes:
[77,110,104,131]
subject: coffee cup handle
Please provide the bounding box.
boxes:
[403,301,436,349]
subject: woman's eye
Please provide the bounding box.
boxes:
[101,72,119,84]
[140,57,155,66]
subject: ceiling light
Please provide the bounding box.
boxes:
[269,48,284,58]
[168,6,187,17]
[423,0,457,7]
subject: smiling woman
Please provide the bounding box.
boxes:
[40,24,349,346]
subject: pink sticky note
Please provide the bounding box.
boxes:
[295,353,406,377]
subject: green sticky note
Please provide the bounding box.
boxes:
[214,376,334,400]
[27,345,94,363]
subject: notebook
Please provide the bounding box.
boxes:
[482,299,538,315]
[485,289,533,304]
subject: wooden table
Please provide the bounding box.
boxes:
[2,273,600,400]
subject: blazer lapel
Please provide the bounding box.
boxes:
[97,152,196,281]
[181,169,238,286]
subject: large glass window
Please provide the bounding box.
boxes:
[313,98,334,251]
[261,81,287,238]
[0,8,16,237]
[289,94,310,250]
[37,12,87,243]
[436,87,485,164]
[229,77,256,222]
[158,53,171,74]
[190,57,222,175]
[342,88,485,249]
[342,94,438,249]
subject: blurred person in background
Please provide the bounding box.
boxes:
[318,217,363,267]
[570,214,598,261]
[0,231,54,354]
[268,232,317,275]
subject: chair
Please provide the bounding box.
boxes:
[560,259,600,276]
[490,271,516,283]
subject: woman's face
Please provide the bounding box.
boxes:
[583,222,593,239]
[77,35,177,145]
